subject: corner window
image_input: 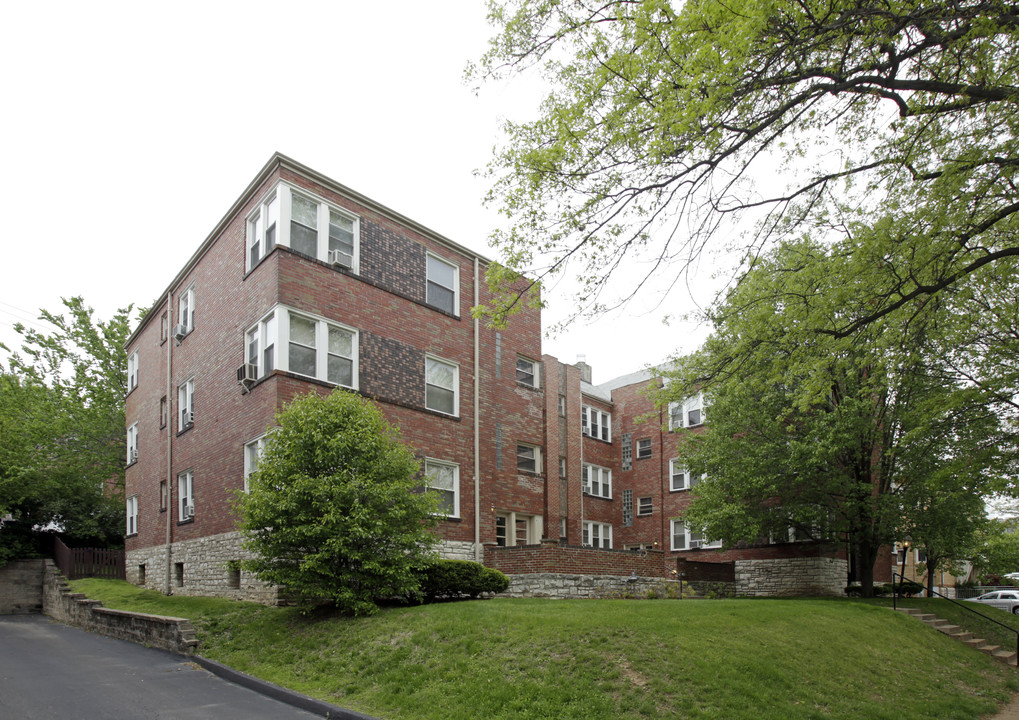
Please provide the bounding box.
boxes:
[127,351,139,392]
[244,436,267,493]
[178,379,194,431]
[671,393,706,430]
[126,496,138,536]
[516,356,538,387]
[246,191,279,270]
[178,470,194,522]
[425,356,458,415]
[127,423,138,464]
[178,286,195,335]
[424,459,460,518]
[426,254,458,315]
[583,521,612,549]
[247,308,357,388]
[516,443,541,474]
[670,460,702,491]
[636,438,652,459]
[582,405,611,442]
[582,463,612,499]
[638,496,653,517]
[671,520,721,550]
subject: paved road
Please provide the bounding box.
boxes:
[0,615,330,720]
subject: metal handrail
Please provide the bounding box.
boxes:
[894,570,1019,660]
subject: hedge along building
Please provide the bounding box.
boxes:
[124,154,855,601]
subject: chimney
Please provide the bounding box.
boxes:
[575,354,592,384]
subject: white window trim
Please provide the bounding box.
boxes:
[178,285,195,334]
[126,495,138,535]
[583,520,613,549]
[425,252,459,316]
[284,310,358,389]
[637,496,653,516]
[127,351,139,392]
[516,442,542,474]
[672,393,706,429]
[516,355,539,388]
[671,520,722,551]
[178,470,194,522]
[127,423,138,464]
[425,355,459,416]
[582,405,612,442]
[582,462,612,499]
[424,458,460,519]
[669,460,704,492]
[636,438,652,459]
[244,435,268,493]
[178,378,194,431]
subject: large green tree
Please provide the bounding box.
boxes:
[237,389,440,615]
[0,297,135,558]
[474,0,1019,345]
[669,240,1013,594]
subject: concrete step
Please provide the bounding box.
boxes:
[977,644,1001,655]
[892,607,1017,665]
[993,650,1018,665]
[924,618,951,629]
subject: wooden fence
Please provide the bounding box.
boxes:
[53,536,125,580]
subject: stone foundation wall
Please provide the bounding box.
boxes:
[437,539,477,562]
[0,559,44,614]
[42,561,199,654]
[126,531,278,604]
[499,573,681,599]
[735,557,847,597]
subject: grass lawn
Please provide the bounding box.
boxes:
[71,580,1018,720]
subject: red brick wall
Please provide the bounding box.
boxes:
[486,542,668,577]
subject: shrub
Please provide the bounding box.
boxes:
[418,559,510,601]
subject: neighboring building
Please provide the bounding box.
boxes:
[124,154,847,600]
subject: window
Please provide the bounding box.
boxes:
[126,423,138,464]
[583,521,612,549]
[558,456,567,478]
[671,393,706,429]
[178,470,193,522]
[516,356,538,387]
[127,351,139,392]
[425,356,458,415]
[244,436,267,493]
[582,463,612,498]
[178,378,194,430]
[160,312,168,343]
[495,512,540,546]
[582,405,611,442]
[671,520,722,551]
[622,489,633,527]
[636,438,652,459]
[621,432,632,470]
[245,311,277,380]
[558,395,566,417]
[638,496,653,516]
[248,184,359,271]
[516,443,541,474]
[159,396,167,428]
[248,308,356,387]
[670,460,702,491]
[426,254,458,315]
[159,481,167,511]
[424,459,459,517]
[916,548,928,564]
[126,496,138,535]
[178,286,195,334]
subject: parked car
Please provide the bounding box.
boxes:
[966,591,1019,614]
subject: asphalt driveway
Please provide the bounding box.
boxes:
[0,614,361,720]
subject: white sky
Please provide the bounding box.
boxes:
[0,0,714,385]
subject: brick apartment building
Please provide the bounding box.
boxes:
[124,154,854,600]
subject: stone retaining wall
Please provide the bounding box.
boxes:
[735,557,847,597]
[499,572,681,599]
[41,561,199,655]
[0,559,44,614]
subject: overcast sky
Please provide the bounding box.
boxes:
[0,0,714,385]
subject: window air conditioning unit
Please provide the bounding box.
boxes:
[182,410,194,426]
[184,504,194,519]
[329,249,353,269]
[689,539,702,549]
[172,324,188,343]
[129,448,138,463]
[237,363,257,386]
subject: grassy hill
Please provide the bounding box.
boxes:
[71,580,1018,720]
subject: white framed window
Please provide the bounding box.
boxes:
[671,520,721,550]
[495,512,542,546]
[636,438,652,459]
[126,495,138,535]
[244,435,267,493]
[516,356,539,387]
[126,423,138,464]
[245,312,277,380]
[425,356,458,415]
[248,307,357,387]
[248,183,360,271]
[426,253,458,315]
[516,443,541,474]
[671,393,706,429]
[178,470,194,522]
[583,521,612,549]
[582,463,612,499]
[582,405,611,442]
[558,456,567,478]
[670,460,703,491]
[127,351,139,392]
[178,378,194,431]
[558,395,566,417]
[178,286,195,334]
[638,496,653,516]
[424,459,460,518]
[246,191,279,270]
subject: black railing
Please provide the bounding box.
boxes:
[894,570,1019,660]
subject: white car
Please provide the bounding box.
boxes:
[967,591,1019,614]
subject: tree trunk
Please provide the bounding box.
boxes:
[856,540,880,597]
